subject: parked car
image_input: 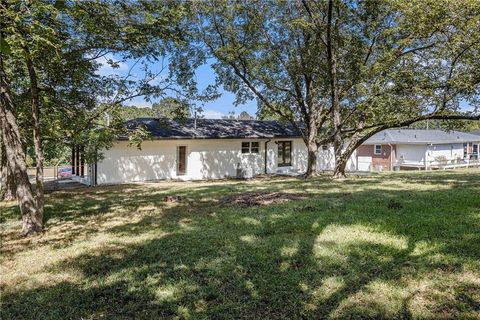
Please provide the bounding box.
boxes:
[57,167,72,178]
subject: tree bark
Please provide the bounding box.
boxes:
[333,157,348,178]
[333,146,355,178]
[24,49,44,220]
[0,139,16,201]
[303,104,318,178]
[0,53,42,235]
[326,0,344,179]
[305,123,319,178]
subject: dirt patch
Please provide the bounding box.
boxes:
[387,199,403,210]
[222,192,309,207]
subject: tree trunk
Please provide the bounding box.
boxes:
[305,139,318,178]
[0,139,16,201]
[327,0,343,179]
[333,141,360,178]
[304,118,319,178]
[333,128,376,178]
[0,53,42,235]
[333,154,349,178]
[25,49,44,220]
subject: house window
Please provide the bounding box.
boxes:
[278,141,292,167]
[251,142,259,153]
[241,142,250,154]
[241,141,259,154]
[374,144,382,155]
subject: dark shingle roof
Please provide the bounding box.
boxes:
[122,118,303,140]
[366,129,480,144]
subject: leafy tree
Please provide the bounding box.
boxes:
[316,0,480,177]
[118,105,156,120]
[152,97,192,119]
[237,111,255,120]
[187,1,331,177]
[186,0,479,178]
[222,111,255,120]
[222,111,236,120]
[0,0,191,235]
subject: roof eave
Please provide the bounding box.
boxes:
[116,135,302,141]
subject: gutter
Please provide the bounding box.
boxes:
[264,139,271,174]
[116,135,302,141]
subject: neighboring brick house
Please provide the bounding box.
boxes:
[357,144,396,171]
[359,129,480,171]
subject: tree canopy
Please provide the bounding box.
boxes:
[0,0,198,234]
[183,0,480,176]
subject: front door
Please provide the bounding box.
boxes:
[177,146,187,176]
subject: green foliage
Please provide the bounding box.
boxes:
[152,97,193,120]
[329,0,480,135]
[127,124,153,150]
[117,106,156,121]
[183,0,480,146]
[222,111,255,120]
[0,0,198,164]
[186,0,329,133]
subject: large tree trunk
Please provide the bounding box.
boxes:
[0,54,43,235]
[333,127,380,178]
[333,147,355,178]
[304,118,319,178]
[25,50,44,220]
[327,0,344,179]
[333,137,364,178]
[0,139,16,201]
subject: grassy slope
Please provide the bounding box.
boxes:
[1,170,479,319]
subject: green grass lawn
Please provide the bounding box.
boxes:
[1,170,480,319]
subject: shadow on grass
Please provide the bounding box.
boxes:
[1,171,480,319]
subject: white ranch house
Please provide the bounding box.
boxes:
[70,118,480,185]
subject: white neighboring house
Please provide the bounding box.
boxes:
[70,119,480,185]
[358,129,480,171]
[72,118,356,185]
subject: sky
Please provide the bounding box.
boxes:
[96,54,258,119]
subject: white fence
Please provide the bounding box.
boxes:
[397,159,480,170]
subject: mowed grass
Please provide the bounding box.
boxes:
[1,170,480,319]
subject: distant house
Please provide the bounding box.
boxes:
[359,129,480,171]
[70,119,480,185]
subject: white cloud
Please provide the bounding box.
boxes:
[202,109,226,119]
[95,53,129,76]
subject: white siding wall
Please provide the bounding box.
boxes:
[96,138,357,184]
[397,144,427,165]
[357,156,372,171]
[316,146,357,171]
[427,143,463,162]
[396,143,464,166]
